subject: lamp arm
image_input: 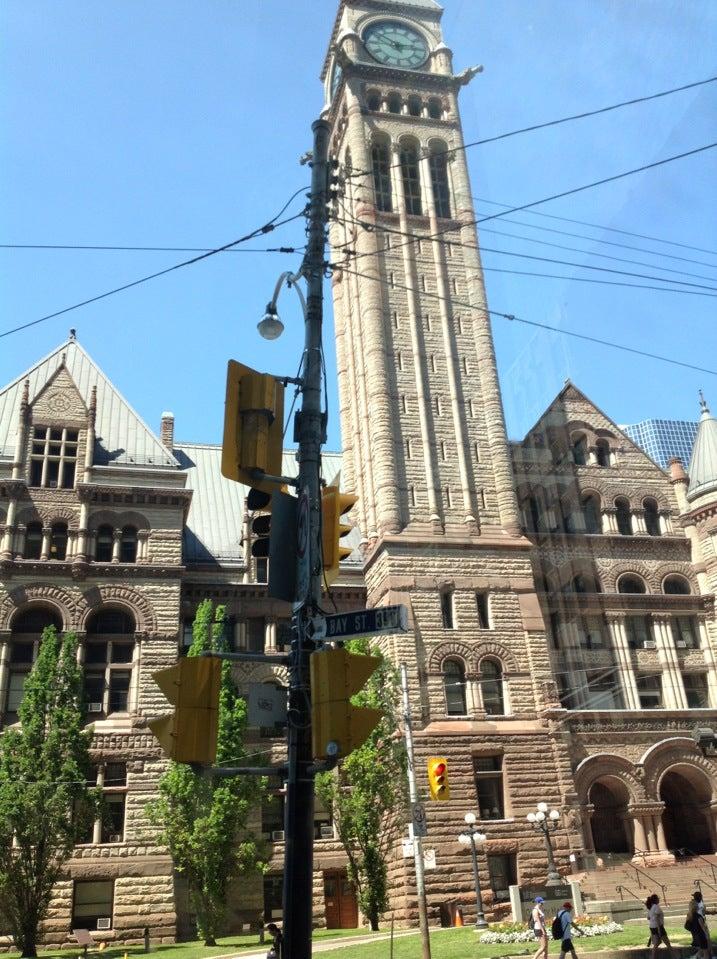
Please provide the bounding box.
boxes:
[269,270,308,319]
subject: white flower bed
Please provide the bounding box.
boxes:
[479,922,623,944]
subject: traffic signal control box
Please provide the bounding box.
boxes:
[427,756,450,801]
[148,657,221,764]
[321,486,358,587]
[221,360,284,492]
[310,647,382,760]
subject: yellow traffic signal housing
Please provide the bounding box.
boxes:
[310,647,382,760]
[321,486,358,587]
[221,360,285,492]
[148,657,221,765]
[427,757,450,801]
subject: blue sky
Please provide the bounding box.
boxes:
[2,0,716,450]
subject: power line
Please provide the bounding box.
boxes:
[472,196,717,260]
[336,265,717,376]
[478,265,717,297]
[0,189,310,341]
[0,243,303,254]
[336,214,717,297]
[346,74,717,181]
[342,142,717,272]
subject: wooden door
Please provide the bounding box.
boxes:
[323,870,358,929]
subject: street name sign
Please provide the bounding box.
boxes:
[324,604,408,640]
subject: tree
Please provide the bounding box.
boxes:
[316,638,408,931]
[0,627,97,958]
[148,601,265,945]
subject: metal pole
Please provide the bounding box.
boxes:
[400,664,432,959]
[282,117,331,959]
[543,824,562,886]
[469,834,488,928]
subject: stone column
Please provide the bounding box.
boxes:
[75,501,89,562]
[644,814,657,852]
[111,530,121,564]
[14,524,26,560]
[699,621,717,708]
[130,637,142,713]
[265,619,277,653]
[138,530,150,563]
[631,813,647,855]
[235,621,246,652]
[88,530,97,561]
[40,527,51,561]
[607,616,641,710]
[653,616,688,709]
[0,497,17,559]
[467,674,481,715]
[93,766,104,845]
[633,510,647,534]
[588,447,598,466]
[601,508,618,534]
[0,638,10,717]
[655,814,668,853]
[659,511,674,534]
[67,530,76,558]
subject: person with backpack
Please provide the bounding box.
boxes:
[265,923,283,959]
[552,901,584,959]
[686,892,710,959]
[646,894,674,959]
[531,896,549,959]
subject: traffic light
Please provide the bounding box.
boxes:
[247,486,297,603]
[321,486,358,587]
[310,647,382,760]
[427,757,450,801]
[221,360,284,492]
[148,657,221,764]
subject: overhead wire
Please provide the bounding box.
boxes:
[335,264,717,376]
[345,75,717,181]
[0,184,311,341]
[0,244,304,254]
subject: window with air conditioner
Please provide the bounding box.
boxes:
[473,755,505,820]
[72,880,113,931]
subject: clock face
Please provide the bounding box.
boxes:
[331,62,343,99]
[363,20,429,69]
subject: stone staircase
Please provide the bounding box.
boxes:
[571,854,717,918]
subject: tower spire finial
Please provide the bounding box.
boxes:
[699,390,710,415]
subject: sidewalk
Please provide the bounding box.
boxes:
[231,928,420,958]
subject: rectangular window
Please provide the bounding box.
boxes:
[405,438,413,459]
[579,616,607,650]
[401,147,422,216]
[409,486,417,508]
[181,619,194,650]
[487,854,517,903]
[473,756,504,820]
[396,352,403,372]
[584,670,624,710]
[469,399,476,418]
[637,675,663,709]
[6,671,27,714]
[474,443,480,461]
[108,671,130,713]
[72,880,114,931]
[626,616,653,650]
[684,673,710,708]
[372,143,393,213]
[392,311,399,329]
[425,314,432,332]
[256,558,268,584]
[262,793,285,838]
[435,396,443,416]
[314,794,333,840]
[246,618,265,654]
[276,620,292,651]
[429,153,452,219]
[440,441,447,461]
[445,486,452,508]
[461,356,469,375]
[672,616,700,649]
[264,875,284,922]
[429,355,437,373]
[101,794,126,843]
[476,592,491,629]
[420,275,427,293]
[29,426,78,489]
[440,591,455,629]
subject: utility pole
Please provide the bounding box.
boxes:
[400,664,432,959]
[282,117,331,959]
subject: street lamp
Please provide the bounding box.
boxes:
[458,813,488,928]
[257,270,307,340]
[527,803,562,886]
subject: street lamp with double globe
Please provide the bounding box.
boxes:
[458,813,488,928]
[527,802,562,886]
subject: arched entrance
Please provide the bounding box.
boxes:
[660,766,715,854]
[589,779,631,854]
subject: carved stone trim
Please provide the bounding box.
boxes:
[0,583,79,630]
[79,585,157,633]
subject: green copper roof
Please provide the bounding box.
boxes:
[687,393,717,502]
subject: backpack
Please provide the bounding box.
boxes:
[552,911,566,940]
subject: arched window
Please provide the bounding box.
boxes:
[663,575,691,595]
[24,521,43,560]
[480,659,504,716]
[428,148,451,219]
[371,141,393,213]
[85,608,136,716]
[95,525,113,563]
[595,439,611,467]
[428,97,443,120]
[572,434,588,466]
[366,90,381,112]
[50,522,68,561]
[387,92,402,114]
[618,574,646,595]
[7,606,62,715]
[120,526,138,564]
[581,494,601,534]
[615,498,633,536]
[443,658,467,715]
[407,95,422,117]
[643,498,660,537]
[400,143,422,216]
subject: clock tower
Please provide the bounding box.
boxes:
[322,0,578,920]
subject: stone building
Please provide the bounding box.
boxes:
[1,0,716,944]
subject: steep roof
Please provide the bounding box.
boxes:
[176,444,363,567]
[687,394,717,503]
[0,337,178,469]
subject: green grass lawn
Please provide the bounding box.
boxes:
[3,923,709,959]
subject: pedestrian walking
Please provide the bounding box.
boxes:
[265,922,283,959]
[647,894,674,959]
[686,892,710,959]
[531,896,549,959]
[556,901,585,959]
